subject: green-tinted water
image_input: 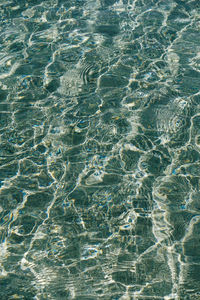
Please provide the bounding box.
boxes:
[0,0,200,299]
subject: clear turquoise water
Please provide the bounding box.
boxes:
[0,0,200,299]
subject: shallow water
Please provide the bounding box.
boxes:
[0,0,200,299]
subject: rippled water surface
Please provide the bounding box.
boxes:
[0,0,200,299]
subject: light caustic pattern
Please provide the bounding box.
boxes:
[0,0,200,299]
